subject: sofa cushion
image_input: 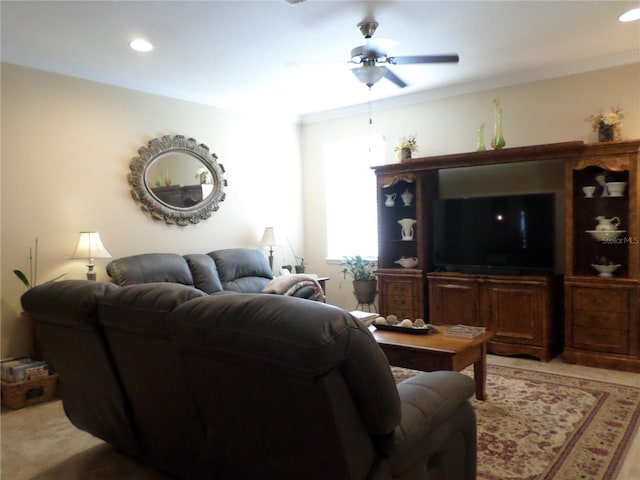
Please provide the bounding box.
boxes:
[208,248,273,292]
[98,283,208,478]
[20,280,144,460]
[99,282,207,337]
[184,253,224,294]
[106,253,194,287]
[167,293,401,436]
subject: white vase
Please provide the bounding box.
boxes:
[398,218,417,240]
[401,189,414,206]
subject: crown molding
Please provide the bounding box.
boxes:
[299,50,640,125]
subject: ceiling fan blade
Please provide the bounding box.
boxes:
[389,54,459,65]
[384,69,407,88]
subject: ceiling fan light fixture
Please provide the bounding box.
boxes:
[352,64,387,88]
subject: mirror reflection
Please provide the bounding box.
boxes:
[145,152,215,208]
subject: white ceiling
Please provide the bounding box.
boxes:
[1,1,639,123]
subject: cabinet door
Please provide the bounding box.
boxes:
[570,166,630,277]
[488,283,543,345]
[378,273,424,320]
[428,278,481,326]
[567,285,630,354]
[378,176,419,269]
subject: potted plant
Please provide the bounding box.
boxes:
[339,256,377,305]
[294,256,307,274]
[394,133,418,161]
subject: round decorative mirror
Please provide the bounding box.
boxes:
[129,135,227,225]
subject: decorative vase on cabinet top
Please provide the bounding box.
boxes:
[398,218,417,240]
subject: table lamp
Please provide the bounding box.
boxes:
[71,231,112,280]
[258,227,277,271]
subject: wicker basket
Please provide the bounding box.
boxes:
[1,374,58,409]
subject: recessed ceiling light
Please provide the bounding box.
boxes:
[619,7,640,22]
[129,38,153,52]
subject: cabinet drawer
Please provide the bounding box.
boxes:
[382,296,418,320]
[572,289,629,313]
[573,309,628,330]
[386,282,416,297]
[571,326,628,354]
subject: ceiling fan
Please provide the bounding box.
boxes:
[350,21,459,88]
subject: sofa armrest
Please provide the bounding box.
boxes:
[383,371,477,479]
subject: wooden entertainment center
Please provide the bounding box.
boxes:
[373,140,640,371]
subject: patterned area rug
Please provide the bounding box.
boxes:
[392,365,640,480]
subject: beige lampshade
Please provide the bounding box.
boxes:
[258,227,277,247]
[71,231,112,261]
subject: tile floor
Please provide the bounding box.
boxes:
[2,355,639,479]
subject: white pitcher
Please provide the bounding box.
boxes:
[595,216,620,231]
[385,193,396,207]
[398,218,417,240]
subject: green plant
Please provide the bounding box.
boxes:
[339,256,377,281]
[287,239,308,267]
[14,237,65,289]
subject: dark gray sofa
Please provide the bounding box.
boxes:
[106,247,324,300]
[21,280,477,480]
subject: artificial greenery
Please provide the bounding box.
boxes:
[13,269,33,288]
[14,237,65,288]
[339,256,377,281]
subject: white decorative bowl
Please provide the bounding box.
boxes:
[606,182,627,197]
[586,230,625,242]
[394,256,418,268]
[591,263,621,277]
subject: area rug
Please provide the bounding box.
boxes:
[392,365,640,480]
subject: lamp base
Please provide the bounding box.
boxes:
[86,263,96,281]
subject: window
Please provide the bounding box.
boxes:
[324,135,384,260]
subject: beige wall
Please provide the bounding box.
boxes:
[1,64,304,357]
[2,62,639,357]
[302,64,640,311]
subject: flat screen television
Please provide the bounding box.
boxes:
[433,193,555,275]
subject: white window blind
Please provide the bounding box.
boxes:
[324,135,384,260]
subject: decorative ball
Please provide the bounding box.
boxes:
[386,314,398,325]
[374,316,387,325]
[414,318,425,327]
[400,319,413,328]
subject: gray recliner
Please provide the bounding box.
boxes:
[22,280,477,480]
[167,293,477,480]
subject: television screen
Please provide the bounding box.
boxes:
[433,193,555,274]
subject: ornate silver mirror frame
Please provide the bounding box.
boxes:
[129,135,226,225]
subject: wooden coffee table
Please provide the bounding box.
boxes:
[369,325,493,400]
